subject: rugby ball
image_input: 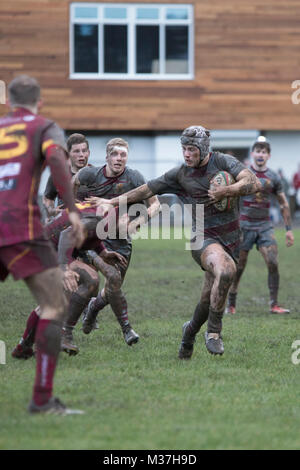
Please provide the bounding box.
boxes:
[209,171,235,212]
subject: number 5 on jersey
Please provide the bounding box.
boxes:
[0,124,29,160]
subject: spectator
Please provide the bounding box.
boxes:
[292,163,300,206]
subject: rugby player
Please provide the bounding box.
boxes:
[12,203,128,357]
[43,133,101,333]
[227,137,294,314]
[74,138,160,346]
[87,126,261,357]
[0,75,85,414]
[43,133,90,218]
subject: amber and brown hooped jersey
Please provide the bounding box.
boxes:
[147,152,246,259]
[0,108,66,247]
[240,166,283,231]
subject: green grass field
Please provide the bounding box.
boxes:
[0,228,299,450]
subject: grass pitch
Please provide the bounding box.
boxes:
[0,228,299,450]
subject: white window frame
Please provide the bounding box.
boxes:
[70,3,194,80]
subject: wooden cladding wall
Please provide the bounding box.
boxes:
[0,0,300,130]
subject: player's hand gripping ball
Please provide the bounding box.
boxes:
[209,171,236,212]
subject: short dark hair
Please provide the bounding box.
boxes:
[8,75,40,107]
[251,141,271,153]
[67,133,89,152]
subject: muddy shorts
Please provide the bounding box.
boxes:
[191,237,239,271]
[240,227,277,251]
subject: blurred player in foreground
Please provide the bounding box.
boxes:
[12,203,128,357]
[0,75,85,415]
[44,133,102,333]
[86,126,260,357]
[227,137,294,314]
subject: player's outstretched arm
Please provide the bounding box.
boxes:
[86,183,155,208]
[208,168,261,202]
[128,195,161,235]
[276,192,294,247]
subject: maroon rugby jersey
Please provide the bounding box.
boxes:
[147,152,246,261]
[240,166,283,231]
[0,108,66,247]
[77,164,146,257]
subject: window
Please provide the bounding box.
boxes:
[70,3,194,79]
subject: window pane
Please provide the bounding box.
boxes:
[74,24,98,73]
[74,6,98,19]
[136,26,159,73]
[166,8,188,20]
[104,25,127,73]
[104,7,127,19]
[137,7,159,20]
[165,26,188,74]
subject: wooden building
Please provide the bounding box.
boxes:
[1,0,300,179]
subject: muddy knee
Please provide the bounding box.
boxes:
[106,267,122,291]
[87,274,100,296]
[219,268,236,288]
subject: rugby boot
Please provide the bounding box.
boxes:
[82,298,99,334]
[12,338,34,360]
[178,321,196,360]
[270,304,290,314]
[123,327,139,346]
[225,306,236,315]
[28,396,84,415]
[61,328,79,356]
[205,331,224,356]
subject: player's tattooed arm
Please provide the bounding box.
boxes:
[276,192,294,247]
[232,169,261,196]
[208,169,261,202]
[276,192,292,226]
[119,183,155,205]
